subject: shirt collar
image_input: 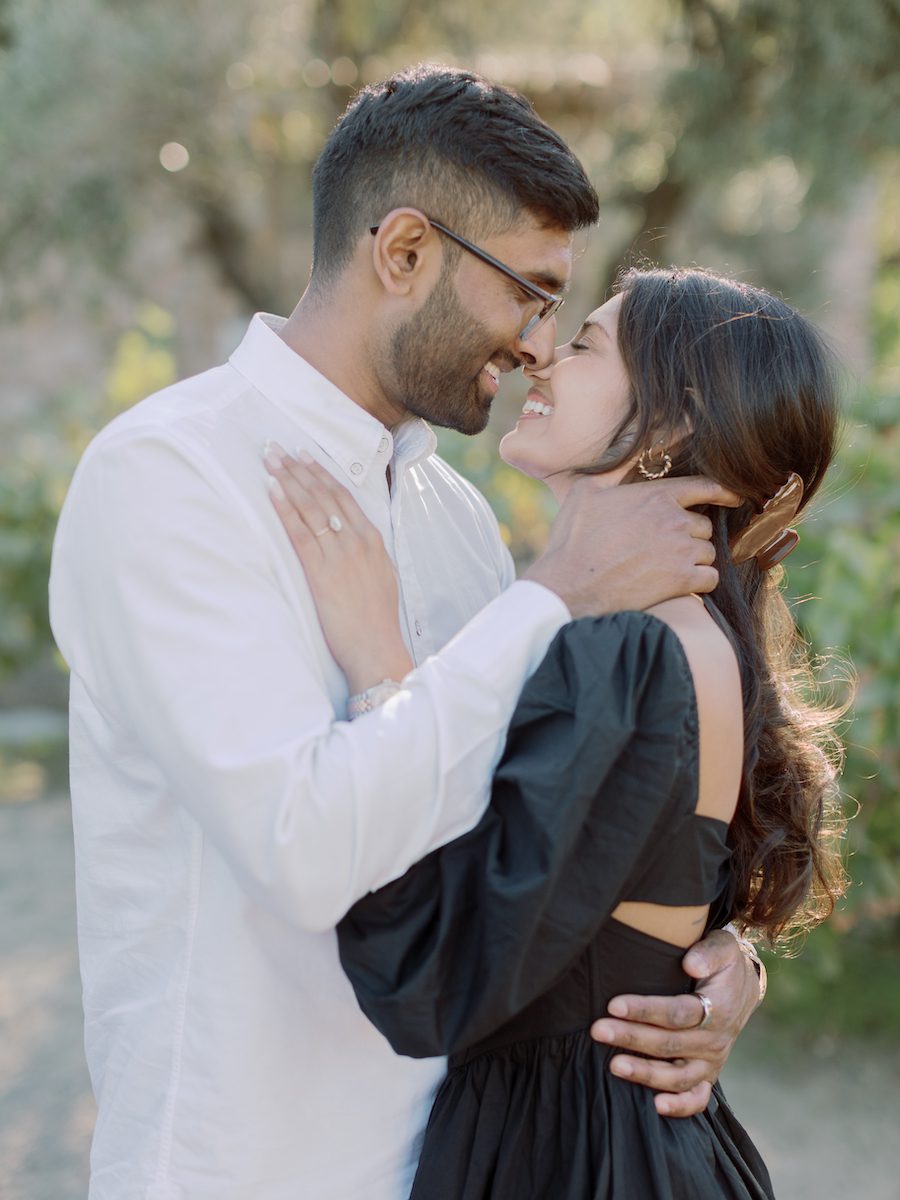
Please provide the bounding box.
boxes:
[229,314,437,487]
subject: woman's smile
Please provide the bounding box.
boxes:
[519,388,555,419]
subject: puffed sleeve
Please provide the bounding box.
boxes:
[336,611,698,1058]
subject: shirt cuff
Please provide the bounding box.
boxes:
[509,577,572,622]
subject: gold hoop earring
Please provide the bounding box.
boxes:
[637,445,672,480]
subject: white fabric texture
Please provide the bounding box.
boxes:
[49,314,569,1200]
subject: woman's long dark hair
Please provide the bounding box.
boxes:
[578,267,847,948]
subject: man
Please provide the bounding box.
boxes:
[50,66,761,1199]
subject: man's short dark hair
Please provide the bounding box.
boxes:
[310,64,600,284]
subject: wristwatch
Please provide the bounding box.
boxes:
[346,678,403,721]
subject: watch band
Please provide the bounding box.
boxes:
[346,679,403,721]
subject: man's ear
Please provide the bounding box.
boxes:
[369,208,443,299]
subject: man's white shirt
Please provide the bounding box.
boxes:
[49,314,569,1200]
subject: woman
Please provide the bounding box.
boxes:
[266,268,846,1198]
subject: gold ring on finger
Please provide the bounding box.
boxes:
[693,992,713,1030]
[313,526,331,538]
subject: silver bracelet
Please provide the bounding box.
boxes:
[346,678,403,721]
[723,922,768,1004]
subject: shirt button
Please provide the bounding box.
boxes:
[350,462,363,476]
[414,620,423,637]
[378,436,390,453]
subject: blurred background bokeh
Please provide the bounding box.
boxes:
[1,1,898,1196]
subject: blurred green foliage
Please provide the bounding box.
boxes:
[762,385,900,1036]
[0,449,61,676]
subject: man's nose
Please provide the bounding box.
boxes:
[515,314,558,370]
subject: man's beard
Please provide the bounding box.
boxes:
[389,269,506,435]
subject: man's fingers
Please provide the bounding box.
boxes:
[603,992,713,1029]
[608,1052,712,1095]
[655,1080,714,1119]
[592,1017,729,1063]
[681,927,741,980]
[664,475,742,509]
[592,934,756,1110]
[690,565,720,594]
[684,512,714,541]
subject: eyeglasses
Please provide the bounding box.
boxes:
[369,214,565,341]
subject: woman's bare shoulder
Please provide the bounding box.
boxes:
[645,595,743,821]
[645,596,739,680]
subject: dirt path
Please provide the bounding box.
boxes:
[2,793,898,1199]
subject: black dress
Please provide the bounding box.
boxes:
[337,611,775,1199]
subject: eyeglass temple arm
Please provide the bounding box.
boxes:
[369,220,559,306]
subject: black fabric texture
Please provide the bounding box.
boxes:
[337,611,773,1199]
